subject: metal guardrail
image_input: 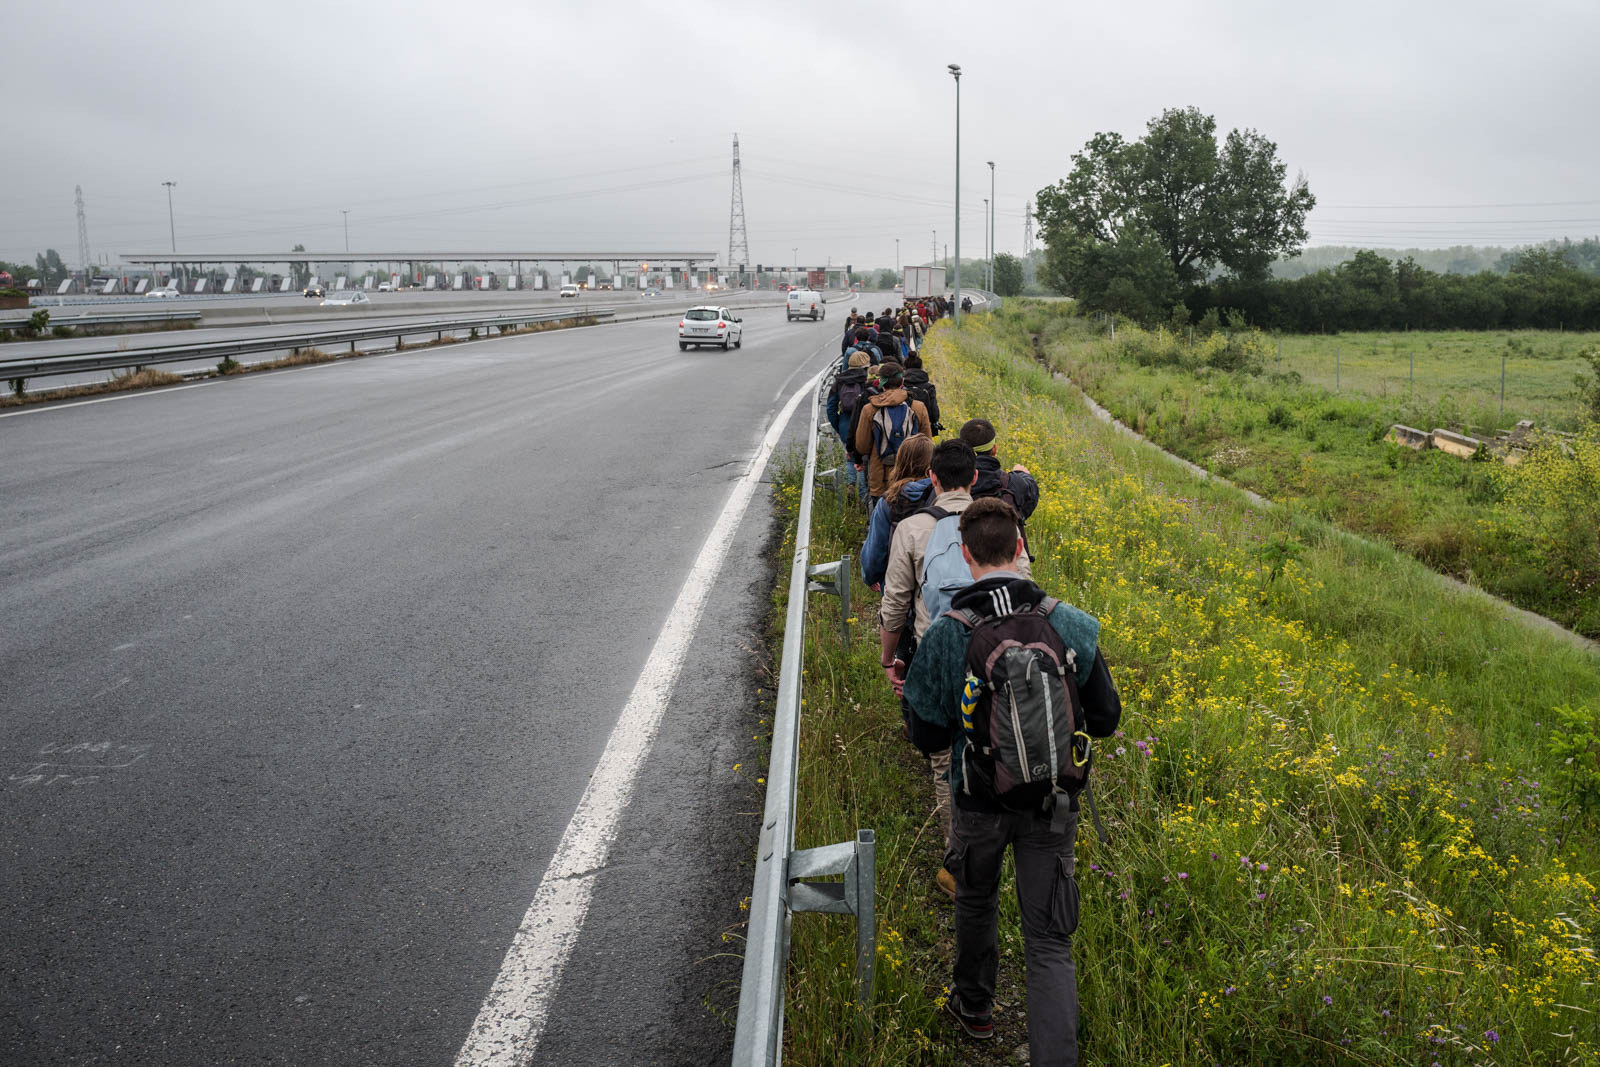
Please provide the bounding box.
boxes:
[0,308,614,383]
[0,310,203,331]
[733,377,875,1065]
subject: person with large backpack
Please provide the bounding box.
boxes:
[851,362,929,504]
[879,440,1032,895]
[827,350,873,503]
[903,497,1121,1065]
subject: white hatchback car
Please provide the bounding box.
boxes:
[678,306,743,350]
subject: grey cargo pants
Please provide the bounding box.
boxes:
[946,804,1082,1067]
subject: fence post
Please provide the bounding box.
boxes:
[1336,347,1340,392]
[1276,337,1281,369]
[1409,350,1414,394]
[1500,354,1506,418]
[852,829,877,1013]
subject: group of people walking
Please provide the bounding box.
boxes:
[819,298,1123,1066]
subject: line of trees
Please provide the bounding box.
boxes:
[1193,248,1600,332]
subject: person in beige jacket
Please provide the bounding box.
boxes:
[852,363,931,500]
[878,439,1030,895]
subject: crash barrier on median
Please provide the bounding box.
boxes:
[0,308,616,386]
[732,374,877,1066]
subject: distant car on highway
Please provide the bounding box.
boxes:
[376,281,395,292]
[640,288,660,298]
[786,289,825,321]
[559,284,580,298]
[145,286,180,298]
[303,285,325,298]
[678,306,743,351]
[320,290,370,307]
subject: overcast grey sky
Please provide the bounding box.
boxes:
[5,0,1598,271]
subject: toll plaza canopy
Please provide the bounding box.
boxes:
[119,251,721,268]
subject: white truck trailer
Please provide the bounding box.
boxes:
[902,265,946,300]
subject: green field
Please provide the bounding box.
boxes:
[1041,311,1600,636]
[772,309,1600,1065]
[1261,330,1594,435]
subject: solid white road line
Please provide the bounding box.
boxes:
[453,359,828,1067]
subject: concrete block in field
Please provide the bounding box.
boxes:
[1387,424,1432,450]
[506,275,520,290]
[1432,428,1482,458]
[452,274,465,290]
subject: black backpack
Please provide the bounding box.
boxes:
[947,596,1091,812]
[835,369,868,421]
[903,377,941,434]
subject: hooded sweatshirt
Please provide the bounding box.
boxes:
[852,388,930,497]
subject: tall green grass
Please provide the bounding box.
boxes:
[1039,309,1600,636]
[771,310,1600,1065]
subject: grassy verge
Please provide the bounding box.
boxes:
[1040,310,1599,635]
[772,310,1600,1064]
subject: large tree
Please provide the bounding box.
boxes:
[1036,107,1314,314]
[992,252,1023,297]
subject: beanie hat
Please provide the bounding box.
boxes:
[960,418,997,452]
[847,350,870,369]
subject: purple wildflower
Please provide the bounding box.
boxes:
[1485,1030,1500,1044]
[1322,995,1333,1006]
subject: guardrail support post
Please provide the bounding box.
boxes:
[806,556,851,651]
[787,829,877,1014]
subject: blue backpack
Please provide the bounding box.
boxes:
[871,402,920,460]
[918,506,972,622]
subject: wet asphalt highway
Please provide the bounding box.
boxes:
[0,301,851,1064]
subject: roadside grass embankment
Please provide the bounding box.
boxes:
[1041,311,1600,637]
[770,311,1600,1064]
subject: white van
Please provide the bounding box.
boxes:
[786,289,825,322]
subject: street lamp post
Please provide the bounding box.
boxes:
[895,238,899,274]
[982,198,989,290]
[987,161,995,291]
[162,180,177,286]
[342,210,350,253]
[948,63,961,323]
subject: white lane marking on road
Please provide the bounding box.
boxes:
[0,381,215,419]
[454,360,828,1067]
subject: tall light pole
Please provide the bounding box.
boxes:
[792,246,798,284]
[162,180,177,285]
[342,210,350,253]
[948,63,961,322]
[895,238,899,273]
[982,198,989,290]
[987,161,995,291]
